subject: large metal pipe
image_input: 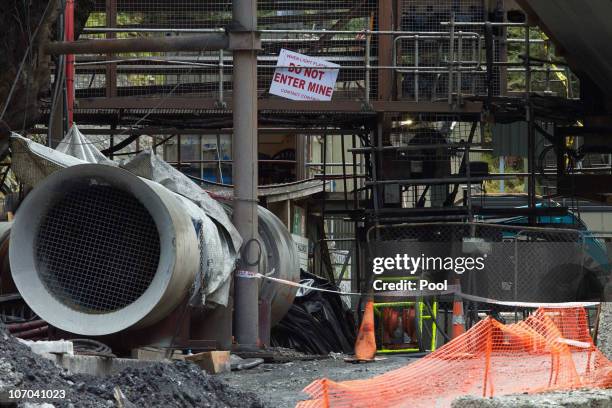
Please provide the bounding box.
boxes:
[6,319,46,332]
[9,164,299,337]
[10,164,200,336]
[45,33,229,55]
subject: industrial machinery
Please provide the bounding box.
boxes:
[8,164,299,350]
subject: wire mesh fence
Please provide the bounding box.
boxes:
[70,1,576,103]
[371,118,487,208]
[366,222,611,302]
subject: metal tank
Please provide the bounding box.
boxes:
[9,164,299,337]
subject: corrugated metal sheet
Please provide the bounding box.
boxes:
[491,121,547,157]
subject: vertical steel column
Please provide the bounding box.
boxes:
[447,13,455,105]
[364,33,371,105]
[341,133,349,208]
[216,133,224,182]
[109,125,115,160]
[377,0,393,101]
[352,133,358,210]
[319,130,328,278]
[218,49,225,107]
[465,121,474,221]
[177,134,182,170]
[232,0,260,349]
[106,0,118,99]
[457,32,463,105]
[414,35,419,103]
[525,26,536,225]
[65,0,75,127]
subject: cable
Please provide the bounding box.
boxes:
[0,0,57,123]
[113,46,210,139]
[32,36,213,150]
[72,338,115,357]
[239,238,262,268]
[39,51,206,149]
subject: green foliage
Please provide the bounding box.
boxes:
[84,12,165,86]
[481,152,526,193]
[505,26,578,96]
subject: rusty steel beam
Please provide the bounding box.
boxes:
[28,127,357,135]
[377,0,393,101]
[76,96,483,113]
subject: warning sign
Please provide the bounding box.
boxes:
[269,49,340,101]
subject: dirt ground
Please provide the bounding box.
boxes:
[219,355,418,408]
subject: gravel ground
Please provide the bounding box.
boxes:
[219,355,418,408]
[0,322,264,407]
[220,355,612,408]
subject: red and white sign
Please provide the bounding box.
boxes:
[269,49,340,101]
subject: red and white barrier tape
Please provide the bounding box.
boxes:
[244,272,601,308]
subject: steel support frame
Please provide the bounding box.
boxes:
[232,0,261,350]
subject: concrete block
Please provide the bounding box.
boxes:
[43,354,165,377]
[185,351,230,374]
[451,388,612,408]
[18,339,74,356]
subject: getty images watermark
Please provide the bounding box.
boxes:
[371,253,487,292]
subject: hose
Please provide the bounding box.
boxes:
[72,338,114,357]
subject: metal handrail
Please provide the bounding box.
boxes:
[74,26,574,104]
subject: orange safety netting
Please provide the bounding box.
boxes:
[298,307,612,408]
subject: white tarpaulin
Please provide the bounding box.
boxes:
[10,125,240,308]
[55,124,115,165]
[269,49,340,101]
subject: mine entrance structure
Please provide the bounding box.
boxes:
[18,0,612,347]
[9,164,298,351]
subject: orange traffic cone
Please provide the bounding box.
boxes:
[451,297,465,339]
[354,300,376,361]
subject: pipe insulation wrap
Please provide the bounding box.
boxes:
[255,205,300,324]
[10,163,299,336]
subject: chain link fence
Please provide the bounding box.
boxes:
[366,222,610,302]
[69,1,574,103]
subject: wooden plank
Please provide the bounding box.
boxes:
[184,351,231,374]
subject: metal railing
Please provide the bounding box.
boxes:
[366,222,606,303]
[73,23,575,104]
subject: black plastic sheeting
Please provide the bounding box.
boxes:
[271,271,356,355]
